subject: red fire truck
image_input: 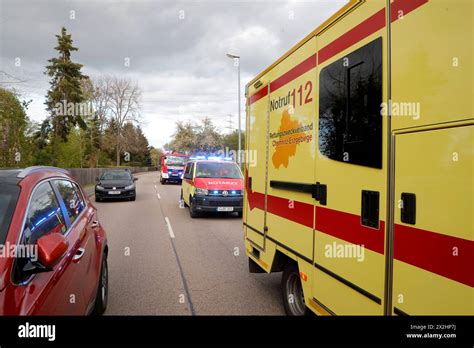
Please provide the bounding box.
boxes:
[160,152,188,184]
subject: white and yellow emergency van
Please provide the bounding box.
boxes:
[244,0,473,315]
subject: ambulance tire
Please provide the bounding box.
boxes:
[160,177,166,185]
[189,196,200,218]
[281,262,310,316]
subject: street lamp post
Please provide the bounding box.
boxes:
[226,53,241,166]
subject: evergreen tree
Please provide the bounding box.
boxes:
[44,27,88,143]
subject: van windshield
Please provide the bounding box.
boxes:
[195,162,242,179]
[165,156,185,166]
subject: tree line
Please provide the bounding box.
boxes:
[165,117,245,157]
[0,27,152,169]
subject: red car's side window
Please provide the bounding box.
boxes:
[52,180,85,225]
[14,181,67,284]
[22,181,67,246]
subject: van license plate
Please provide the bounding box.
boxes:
[217,207,233,212]
[108,191,121,195]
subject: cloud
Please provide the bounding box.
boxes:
[0,0,346,148]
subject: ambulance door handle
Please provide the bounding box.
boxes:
[400,192,416,225]
[247,177,252,190]
[312,182,327,206]
[361,190,379,228]
[268,180,326,205]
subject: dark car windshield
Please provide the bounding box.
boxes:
[0,184,20,244]
[195,162,242,179]
[165,156,185,166]
[101,171,132,181]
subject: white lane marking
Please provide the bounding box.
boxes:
[154,185,161,199]
[165,217,175,239]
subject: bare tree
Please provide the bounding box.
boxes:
[108,77,141,166]
[83,76,112,133]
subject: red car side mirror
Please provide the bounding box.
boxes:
[37,233,69,268]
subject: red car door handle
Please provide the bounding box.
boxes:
[73,248,86,261]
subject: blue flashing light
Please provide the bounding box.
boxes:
[213,190,219,194]
[35,217,47,227]
[189,154,234,161]
[231,190,236,194]
[31,208,60,231]
[47,210,56,218]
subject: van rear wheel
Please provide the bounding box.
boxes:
[281,262,308,316]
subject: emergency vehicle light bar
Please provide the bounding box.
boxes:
[188,155,233,161]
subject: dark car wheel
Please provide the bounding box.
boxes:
[281,262,309,316]
[92,255,108,315]
[189,196,200,218]
[130,191,136,201]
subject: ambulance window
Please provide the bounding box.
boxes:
[318,37,382,168]
[185,162,194,178]
[184,163,192,178]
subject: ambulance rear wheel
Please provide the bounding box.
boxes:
[160,177,166,185]
[282,262,308,316]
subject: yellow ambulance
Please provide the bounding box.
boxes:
[243,0,473,315]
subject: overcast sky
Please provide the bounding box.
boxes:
[0,0,345,148]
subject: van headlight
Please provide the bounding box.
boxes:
[96,185,104,190]
[125,184,135,190]
[195,188,208,196]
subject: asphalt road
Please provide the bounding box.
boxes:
[92,171,284,315]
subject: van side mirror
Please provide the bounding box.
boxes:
[133,177,138,182]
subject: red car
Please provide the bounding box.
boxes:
[0,166,108,315]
